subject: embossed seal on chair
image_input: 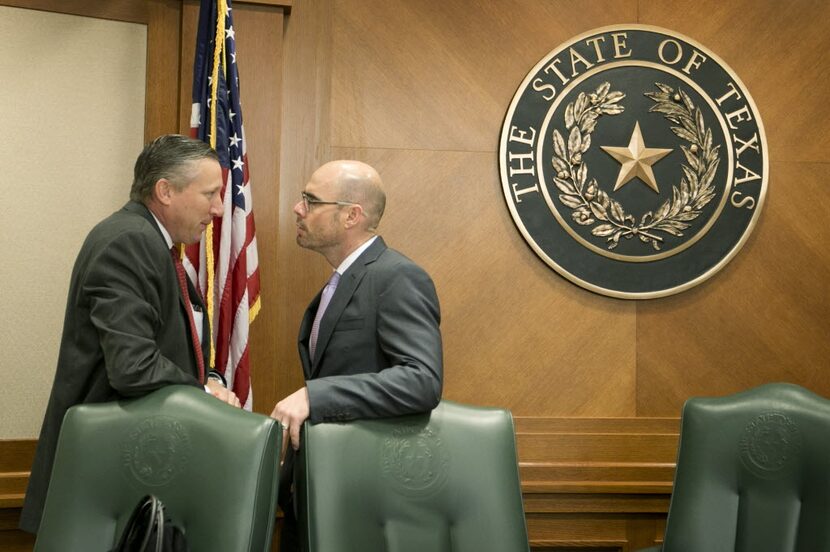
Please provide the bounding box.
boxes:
[380,424,449,497]
[121,416,191,487]
[739,411,801,479]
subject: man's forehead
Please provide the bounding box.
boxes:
[306,171,340,195]
[184,159,222,189]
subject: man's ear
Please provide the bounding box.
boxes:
[343,204,364,229]
[153,178,173,206]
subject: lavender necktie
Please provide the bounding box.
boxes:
[309,271,341,361]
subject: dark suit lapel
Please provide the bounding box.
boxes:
[126,201,208,373]
[310,237,387,377]
[299,293,321,379]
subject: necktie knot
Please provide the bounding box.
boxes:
[325,271,341,289]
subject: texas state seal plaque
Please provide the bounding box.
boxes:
[500,25,767,298]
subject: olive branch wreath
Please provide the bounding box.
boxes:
[551,82,720,251]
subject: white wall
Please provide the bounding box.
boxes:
[0,5,146,438]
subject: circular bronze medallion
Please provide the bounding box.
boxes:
[500,25,767,298]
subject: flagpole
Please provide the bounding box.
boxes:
[205,0,226,368]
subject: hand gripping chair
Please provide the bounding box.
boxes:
[639,383,830,552]
[34,385,282,552]
[295,400,530,552]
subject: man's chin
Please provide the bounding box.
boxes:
[296,237,318,251]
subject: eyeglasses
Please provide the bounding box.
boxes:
[300,191,358,212]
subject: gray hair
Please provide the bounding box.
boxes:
[130,134,219,203]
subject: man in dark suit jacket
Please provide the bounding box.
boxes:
[271,160,443,550]
[20,135,240,534]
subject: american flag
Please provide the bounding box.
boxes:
[186,0,260,410]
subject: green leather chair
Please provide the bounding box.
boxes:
[639,383,830,552]
[34,385,281,552]
[295,400,530,552]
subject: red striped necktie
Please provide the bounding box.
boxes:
[170,246,205,382]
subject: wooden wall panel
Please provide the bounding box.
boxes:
[284,0,830,548]
[321,0,830,421]
[327,0,643,418]
[330,0,637,152]
[274,0,336,407]
[636,160,830,415]
[516,417,674,549]
[145,0,182,139]
[230,4,286,416]
[635,0,830,416]
[328,147,639,416]
[639,0,830,162]
[0,440,36,550]
[2,0,829,549]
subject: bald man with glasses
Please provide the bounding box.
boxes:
[271,160,443,551]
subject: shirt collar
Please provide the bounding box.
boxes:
[335,235,378,276]
[149,211,174,250]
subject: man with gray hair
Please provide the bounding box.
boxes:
[271,160,444,550]
[20,134,240,534]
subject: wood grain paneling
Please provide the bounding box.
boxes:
[274,0,336,407]
[0,518,35,552]
[636,162,830,415]
[0,441,36,509]
[330,0,638,152]
[281,0,828,546]
[0,440,36,548]
[635,0,830,416]
[517,417,674,550]
[145,0,182,139]
[232,3,285,415]
[639,0,830,163]
[328,147,639,417]
[3,0,829,549]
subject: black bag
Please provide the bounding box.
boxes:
[111,495,188,552]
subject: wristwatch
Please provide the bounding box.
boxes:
[207,370,227,387]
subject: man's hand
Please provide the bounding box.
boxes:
[206,379,241,408]
[270,387,310,455]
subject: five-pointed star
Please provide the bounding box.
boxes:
[600,122,673,193]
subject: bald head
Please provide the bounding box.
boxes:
[313,160,386,231]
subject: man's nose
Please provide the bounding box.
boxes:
[210,193,224,217]
[293,200,305,217]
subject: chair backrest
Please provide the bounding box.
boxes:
[661,383,830,552]
[34,385,281,552]
[296,400,529,552]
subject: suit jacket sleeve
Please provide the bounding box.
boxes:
[84,230,201,396]
[306,260,443,422]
